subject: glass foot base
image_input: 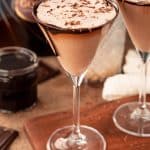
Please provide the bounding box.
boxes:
[47,125,106,150]
[113,102,150,137]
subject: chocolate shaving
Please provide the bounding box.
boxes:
[72,2,79,9]
[105,7,113,12]
[94,6,113,13]
[104,0,110,6]
[65,20,81,26]
[95,0,100,4]
[80,0,91,4]
[89,6,95,8]
[78,10,84,17]
[72,14,77,17]
[41,4,50,7]
[47,9,53,13]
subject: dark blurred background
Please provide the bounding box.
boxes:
[0,0,53,56]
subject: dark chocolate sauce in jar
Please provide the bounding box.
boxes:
[0,47,38,112]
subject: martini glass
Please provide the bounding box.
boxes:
[113,0,150,137]
[33,0,118,149]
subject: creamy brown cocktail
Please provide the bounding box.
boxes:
[33,0,118,149]
[118,0,150,52]
[34,0,117,76]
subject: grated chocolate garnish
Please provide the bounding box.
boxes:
[72,2,79,9]
[47,8,53,13]
[72,13,77,17]
[37,0,116,29]
[89,6,95,8]
[41,4,50,7]
[65,20,81,26]
[94,4,113,13]
[78,10,84,17]
[95,0,100,4]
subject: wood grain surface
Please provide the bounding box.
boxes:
[24,96,150,150]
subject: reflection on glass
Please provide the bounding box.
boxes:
[12,0,37,22]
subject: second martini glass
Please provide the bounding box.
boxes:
[33,0,118,149]
[113,0,150,137]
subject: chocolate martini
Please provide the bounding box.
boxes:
[33,0,118,149]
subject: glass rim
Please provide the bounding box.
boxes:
[118,0,150,6]
[32,0,119,33]
[0,46,38,77]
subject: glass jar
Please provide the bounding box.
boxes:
[0,46,38,112]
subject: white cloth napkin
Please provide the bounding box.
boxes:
[87,15,126,81]
[102,49,150,101]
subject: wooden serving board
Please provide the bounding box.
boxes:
[24,96,150,150]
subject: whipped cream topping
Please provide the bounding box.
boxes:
[36,0,117,29]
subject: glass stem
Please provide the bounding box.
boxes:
[140,62,147,109]
[138,51,149,109]
[71,74,85,136]
[73,84,80,135]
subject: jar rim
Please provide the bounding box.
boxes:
[0,46,38,77]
